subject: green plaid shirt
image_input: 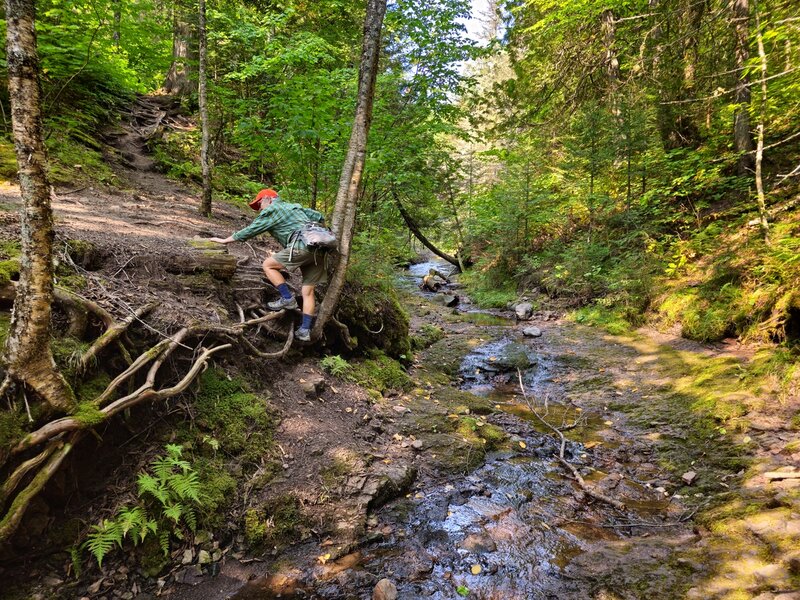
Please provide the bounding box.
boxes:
[232,197,324,247]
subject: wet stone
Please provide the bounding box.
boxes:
[515,303,533,320]
[373,578,398,600]
[460,532,497,554]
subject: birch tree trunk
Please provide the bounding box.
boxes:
[198,0,212,216]
[733,0,755,174]
[312,0,387,340]
[3,0,75,411]
[753,0,769,240]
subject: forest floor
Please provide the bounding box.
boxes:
[1,97,799,599]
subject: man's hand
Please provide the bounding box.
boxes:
[208,236,234,244]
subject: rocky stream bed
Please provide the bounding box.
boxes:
[197,259,800,600]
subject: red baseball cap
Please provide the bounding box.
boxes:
[248,188,278,210]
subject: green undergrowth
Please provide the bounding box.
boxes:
[611,334,794,495]
[46,128,118,186]
[652,213,800,343]
[150,128,261,203]
[186,368,273,462]
[459,267,517,309]
[0,240,21,286]
[167,368,276,530]
[570,305,633,335]
[349,352,412,395]
[0,139,18,181]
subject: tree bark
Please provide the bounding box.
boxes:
[312,0,387,340]
[753,0,769,240]
[198,0,212,216]
[3,0,75,411]
[163,1,196,96]
[733,0,755,174]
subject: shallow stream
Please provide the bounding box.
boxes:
[231,258,685,599]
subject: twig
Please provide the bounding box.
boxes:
[516,369,626,512]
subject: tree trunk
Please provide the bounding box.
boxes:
[112,0,121,48]
[753,0,769,240]
[312,0,387,340]
[163,2,196,96]
[3,0,75,411]
[733,0,755,174]
[393,190,466,270]
[198,0,212,216]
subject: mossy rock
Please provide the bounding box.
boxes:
[244,494,303,547]
[336,280,411,359]
[349,353,411,394]
[411,324,445,350]
[426,432,486,473]
[432,385,495,415]
[419,337,473,378]
[138,534,170,577]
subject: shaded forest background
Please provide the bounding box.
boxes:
[1,0,798,350]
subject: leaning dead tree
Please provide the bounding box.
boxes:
[2,0,75,412]
[312,0,388,341]
[0,296,295,544]
[392,189,471,271]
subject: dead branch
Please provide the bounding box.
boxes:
[517,369,626,512]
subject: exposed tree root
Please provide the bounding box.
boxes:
[0,305,295,544]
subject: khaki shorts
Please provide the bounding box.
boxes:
[271,245,328,285]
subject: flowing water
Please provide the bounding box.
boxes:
[231,259,684,599]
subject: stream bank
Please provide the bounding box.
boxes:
[216,259,799,599]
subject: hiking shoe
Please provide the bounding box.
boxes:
[295,327,311,342]
[267,296,298,311]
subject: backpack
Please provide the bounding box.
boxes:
[299,222,338,251]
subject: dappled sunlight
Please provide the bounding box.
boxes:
[578,322,800,597]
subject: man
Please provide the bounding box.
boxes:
[208,188,326,341]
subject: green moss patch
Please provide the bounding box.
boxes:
[349,353,411,394]
[190,368,273,461]
[411,324,445,350]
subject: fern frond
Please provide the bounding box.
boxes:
[183,505,197,532]
[163,502,183,523]
[118,506,147,539]
[69,545,83,578]
[167,471,201,502]
[158,529,170,556]
[84,519,123,566]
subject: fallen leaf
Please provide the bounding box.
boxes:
[518,441,527,449]
[470,564,482,575]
